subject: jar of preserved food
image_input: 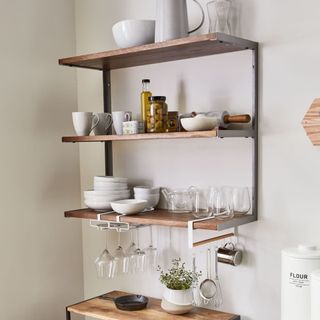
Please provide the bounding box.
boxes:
[147,96,168,133]
[167,111,179,132]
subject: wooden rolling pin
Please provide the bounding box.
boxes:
[191,111,251,128]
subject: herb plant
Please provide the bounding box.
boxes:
[158,258,201,290]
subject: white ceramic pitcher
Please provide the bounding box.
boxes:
[155,0,205,42]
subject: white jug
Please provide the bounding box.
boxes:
[155,0,205,42]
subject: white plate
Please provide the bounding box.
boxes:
[93,182,128,191]
[110,199,147,215]
[94,176,128,183]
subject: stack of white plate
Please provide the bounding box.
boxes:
[84,176,130,211]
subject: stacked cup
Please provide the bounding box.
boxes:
[133,186,160,209]
[84,176,130,211]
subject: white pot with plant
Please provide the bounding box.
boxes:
[158,258,201,314]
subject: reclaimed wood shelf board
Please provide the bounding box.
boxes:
[67,291,240,320]
[64,208,256,231]
[62,130,217,142]
[59,33,258,71]
[62,129,255,143]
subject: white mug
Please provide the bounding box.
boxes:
[93,113,113,135]
[112,111,132,135]
[72,112,99,136]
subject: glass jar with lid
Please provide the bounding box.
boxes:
[147,96,168,133]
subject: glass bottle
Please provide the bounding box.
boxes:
[147,96,168,133]
[141,79,152,132]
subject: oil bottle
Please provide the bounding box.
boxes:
[141,79,152,132]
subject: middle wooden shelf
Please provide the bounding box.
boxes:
[65,208,256,231]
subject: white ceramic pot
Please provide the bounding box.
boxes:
[162,287,193,306]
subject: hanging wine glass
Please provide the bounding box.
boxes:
[94,230,115,279]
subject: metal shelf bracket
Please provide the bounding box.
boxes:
[187,217,236,248]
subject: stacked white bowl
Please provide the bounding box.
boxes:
[133,186,160,209]
[84,176,130,211]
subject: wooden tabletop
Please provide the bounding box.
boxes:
[67,291,240,320]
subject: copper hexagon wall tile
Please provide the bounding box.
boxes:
[302,98,320,146]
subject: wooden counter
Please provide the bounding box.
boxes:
[66,291,240,320]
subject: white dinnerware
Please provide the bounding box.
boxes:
[134,193,160,209]
[72,112,99,136]
[180,115,219,132]
[111,199,147,215]
[112,111,132,135]
[112,20,155,48]
[93,113,113,135]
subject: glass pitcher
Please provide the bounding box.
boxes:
[162,187,195,213]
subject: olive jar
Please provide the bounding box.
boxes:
[147,96,168,133]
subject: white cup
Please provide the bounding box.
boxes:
[72,112,99,136]
[93,113,113,135]
[112,111,132,135]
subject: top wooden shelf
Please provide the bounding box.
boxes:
[59,33,258,71]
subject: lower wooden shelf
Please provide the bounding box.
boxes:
[64,208,256,231]
[66,291,240,320]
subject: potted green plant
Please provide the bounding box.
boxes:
[158,258,201,314]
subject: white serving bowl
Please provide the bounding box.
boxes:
[133,186,160,195]
[111,199,148,215]
[134,193,160,208]
[84,199,112,211]
[112,19,155,48]
[94,176,128,184]
[84,194,129,203]
[84,190,130,197]
[181,115,219,131]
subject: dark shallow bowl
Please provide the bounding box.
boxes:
[100,294,148,311]
[115,295,149,311]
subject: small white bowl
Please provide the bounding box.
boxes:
[181,115,219,131]
[133,186,160,195]
[111,199,147,215]
[94,176,128,183]
[134,193,160,208]
[112,19,155,48]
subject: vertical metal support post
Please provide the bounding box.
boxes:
[103,69,113,176]
[65,308,71,320]
[252,45,259,221]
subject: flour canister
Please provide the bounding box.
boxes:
[310,269,320,320]
[281,245,320,320]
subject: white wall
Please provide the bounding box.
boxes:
[0,1,83,319]
[74,0,320,319]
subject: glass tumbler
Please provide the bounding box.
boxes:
[233,187,251,215]
[212,187,234,220]
[191,187,214,218]
[207,0,231,34]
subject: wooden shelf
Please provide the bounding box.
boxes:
[62,129,255,143]
[67,291,240,320]
[65,208,256,231]
[59,33,258,71]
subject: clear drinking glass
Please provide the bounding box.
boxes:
[95,231,115,279]
[212,187,234,220]
[233,187,251,215]
[191,187,214,218]
[207,0,231,34]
